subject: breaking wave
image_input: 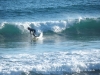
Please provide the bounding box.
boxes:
[0,50,100,75]
[0,18,100,40]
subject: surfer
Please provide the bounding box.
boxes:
[27,27,36,37]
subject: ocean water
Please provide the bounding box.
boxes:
[0,0,100,75]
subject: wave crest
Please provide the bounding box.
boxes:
[0,18,100,39]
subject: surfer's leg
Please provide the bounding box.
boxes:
[33,32,36,37]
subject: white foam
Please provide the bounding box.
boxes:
[0,49,100,75]
[0,17,99,36]
[0,22,7,29]
[29,21,67,32]
[0,21,67,32]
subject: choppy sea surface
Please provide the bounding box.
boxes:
[0,0,100,75]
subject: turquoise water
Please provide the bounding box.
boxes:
[0,0,100,75]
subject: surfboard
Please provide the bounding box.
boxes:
[32,32,43,40]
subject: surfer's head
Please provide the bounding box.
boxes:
[27,27,31,30]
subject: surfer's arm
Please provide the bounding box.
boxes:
[30,30,32,34]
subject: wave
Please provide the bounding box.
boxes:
[0,50,100,75]
[63,18,100,35]
[0,18,100,40]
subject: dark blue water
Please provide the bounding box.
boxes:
[0,0,100,75]
[0,0,100,21]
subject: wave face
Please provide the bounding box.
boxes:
[0,18,100,40]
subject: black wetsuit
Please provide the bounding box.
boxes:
[28,27,36,36]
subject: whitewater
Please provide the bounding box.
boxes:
[0,0,100,75]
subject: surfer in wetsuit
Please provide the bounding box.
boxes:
[27,27,36,37]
